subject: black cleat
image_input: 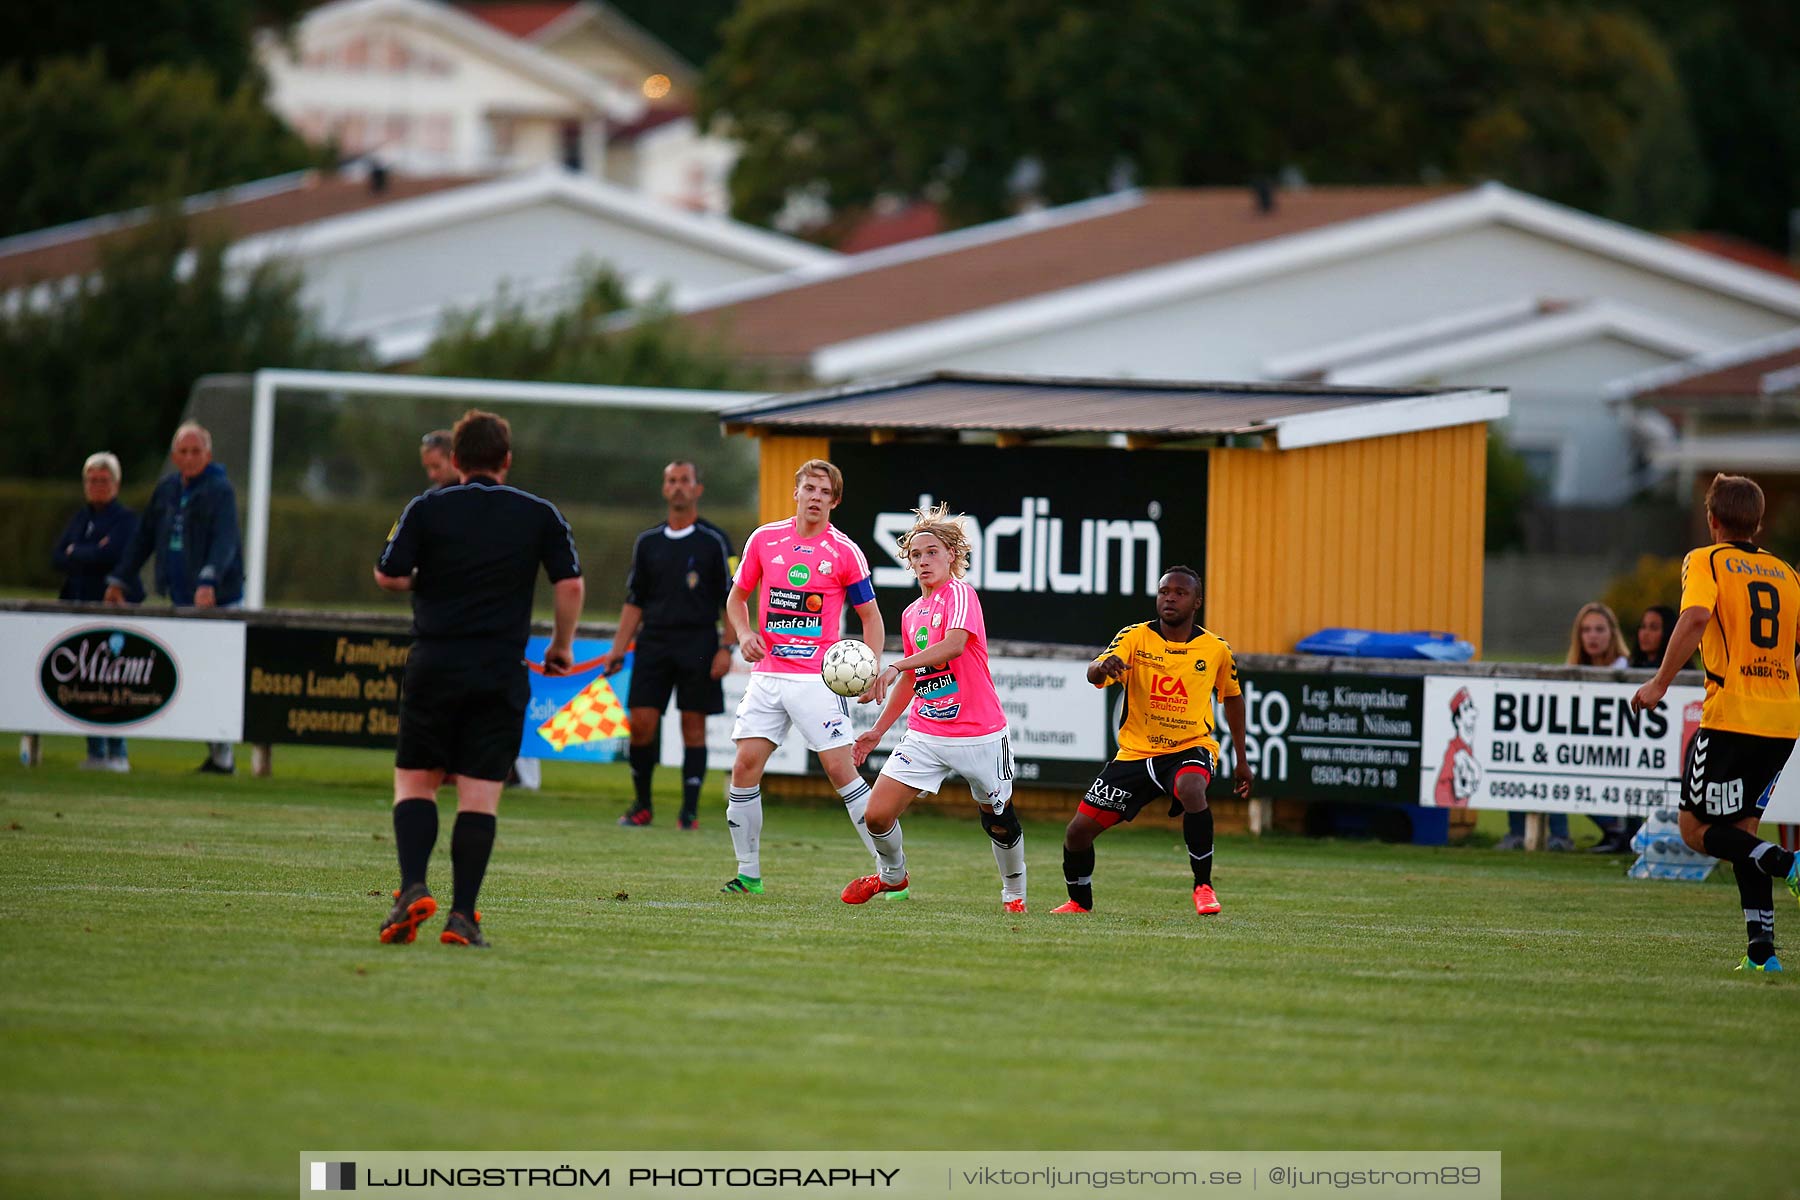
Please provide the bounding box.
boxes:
[618,806,653,827]
[196,758,235,775]
[379,882,437,944]
[440,909,488,947]
[679,810,699,831]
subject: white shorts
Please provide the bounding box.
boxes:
[880,727,1014,811]
[731,672,856,752]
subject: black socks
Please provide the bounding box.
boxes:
[681,745,707,819]
[1184,807,1215,887]
[392,798,438,889]
[450,811,497,917]
[1702,825,1796,878]
[628,743,658,811]
[1063,845,1096,909]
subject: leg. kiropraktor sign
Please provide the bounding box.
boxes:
[1,612,245,741]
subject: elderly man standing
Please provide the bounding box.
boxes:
[105,421,244,774]
[54,451,141,771]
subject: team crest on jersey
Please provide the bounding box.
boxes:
[1194,659,1208,673]
[819,560,833,574]
[931,613,942,627]
[686,570,699,589]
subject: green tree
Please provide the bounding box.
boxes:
[0,54,326,238]
[1485,431,1539,553]
[0,210,368,484]
[704,0,1704,232]
[1618,0,1800,249]
[606,0,739,69]
[406,263,768,507]
[0,0,307,93]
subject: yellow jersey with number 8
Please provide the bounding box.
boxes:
[1680,541,1800,738]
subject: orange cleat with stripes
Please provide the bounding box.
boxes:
[1050,900,1090,914]
[379,883,437,944]
[1003,898,1027,914]
[841,873,909,904]
[1193,884,1221,916]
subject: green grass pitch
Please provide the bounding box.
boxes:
[1,737,1794,1199]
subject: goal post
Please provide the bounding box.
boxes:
[192,368,770,609]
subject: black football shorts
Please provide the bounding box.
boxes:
[626,628,725,716]
[1680,727,1795,824]
[1077,746,1218,828]
[395,644,529,782]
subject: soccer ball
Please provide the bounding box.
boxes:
[821,640,879,697]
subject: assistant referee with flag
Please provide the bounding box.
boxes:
[373,409,584,948]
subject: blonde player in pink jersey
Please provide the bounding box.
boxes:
[841,503,1025,912]
[720,459,888,895]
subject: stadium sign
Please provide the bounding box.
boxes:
[828,442,1207,645]
[1208,672,1424,804]
[0,611,243,740]
[37,626,179,725]
[1416,676,1704,816]
[243,627,412,748]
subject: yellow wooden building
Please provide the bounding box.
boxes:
[723,372,1505,656]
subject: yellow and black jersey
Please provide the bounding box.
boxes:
[1680,541,1800,738]
[1094,621,1241,761]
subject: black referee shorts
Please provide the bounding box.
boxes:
[1680,727,1794,824]
[627,628,724,716]
[395,642,529,782]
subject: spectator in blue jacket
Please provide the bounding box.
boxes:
[54,451,141,772]
[105,421,244,774]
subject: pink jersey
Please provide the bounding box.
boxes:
[734,518,875,675]
[901,577,1007,737]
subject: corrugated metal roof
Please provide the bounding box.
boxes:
[723,373,1473,438]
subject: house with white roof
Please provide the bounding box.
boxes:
[258,0,738,213]
[682,183,1800,505]
[0,166,837,363]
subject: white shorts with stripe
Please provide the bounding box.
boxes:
[879,727,1015,812]
[730,672,855,752]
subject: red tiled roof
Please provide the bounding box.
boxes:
[1673,232,1800,283]
[835,202,945,254]
[1643,344,1800,400]
[458,2,579,39]
[0,173,484,291]
[685,186,1458,361]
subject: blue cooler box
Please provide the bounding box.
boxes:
[1294,628,1474,662]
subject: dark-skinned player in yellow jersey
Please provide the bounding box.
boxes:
[1056,566,1253,916]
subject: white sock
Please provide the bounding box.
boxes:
[869,821,907,884]
[836,775,879,861]
[726,785,763,879]
[992,833,1027,903]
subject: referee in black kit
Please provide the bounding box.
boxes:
[599,461,736,829]
[373,409,583,948]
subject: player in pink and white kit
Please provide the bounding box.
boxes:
[721,459,887,895]
[840,503,1025,911]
